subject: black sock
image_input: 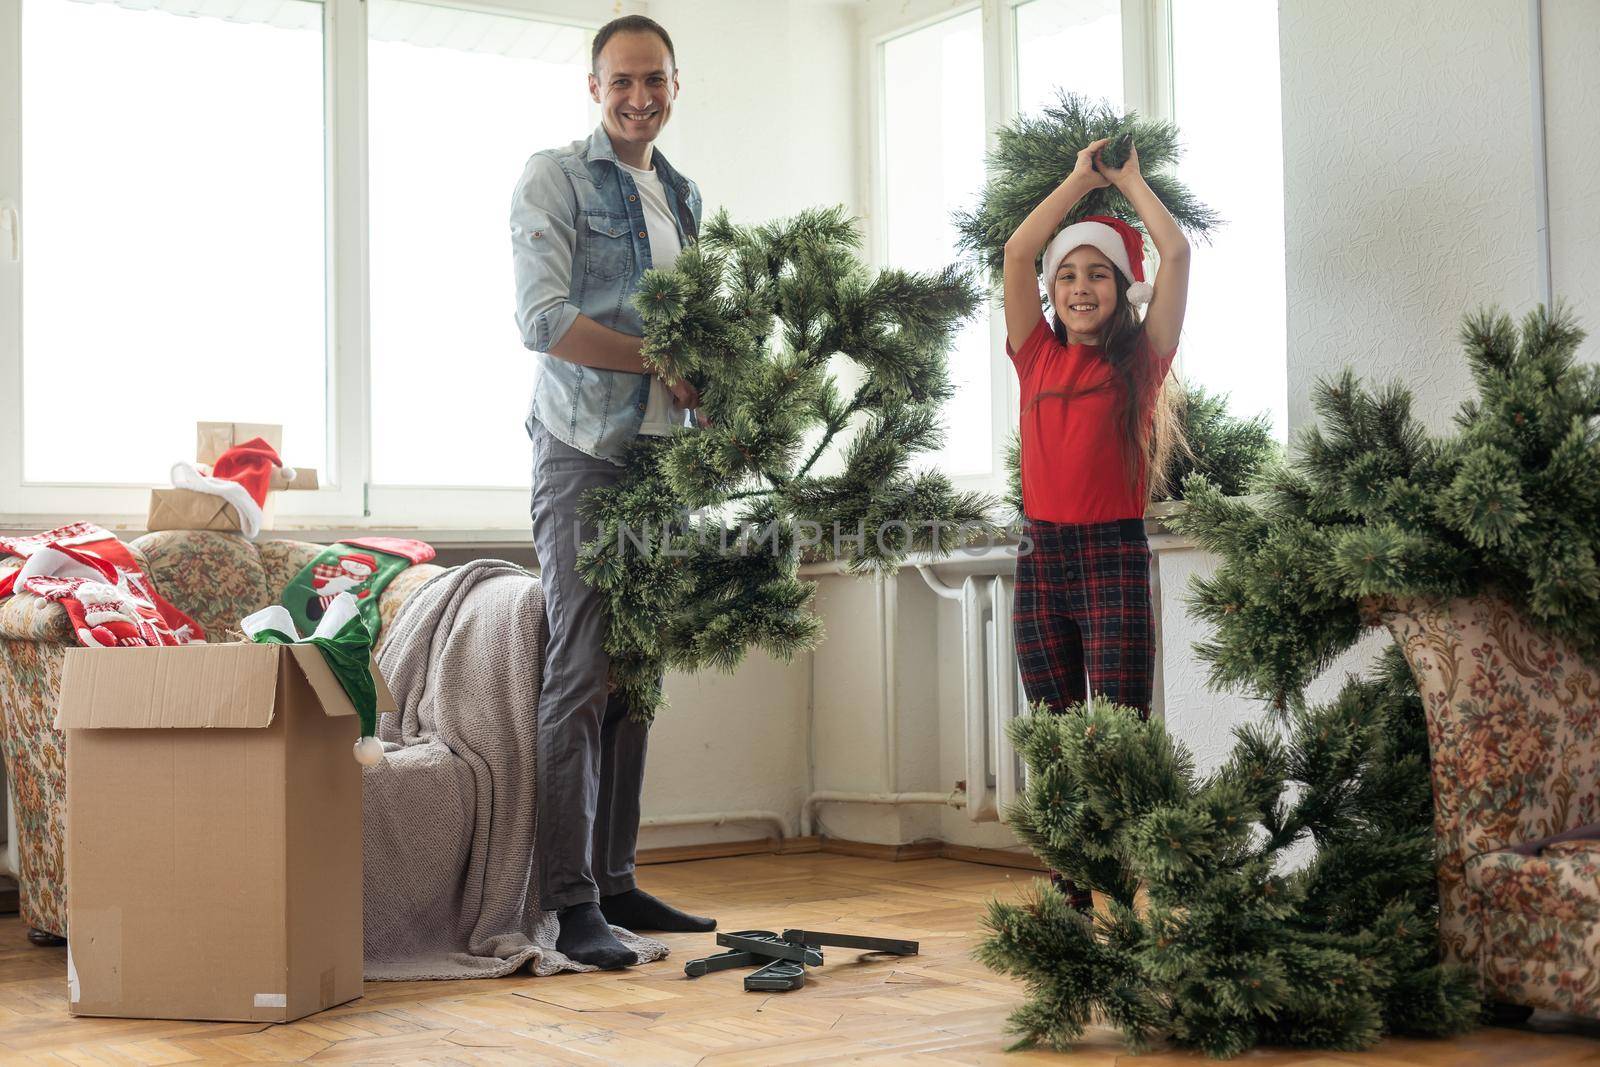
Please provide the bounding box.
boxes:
[555,902,637,969]
[600,887,717,933]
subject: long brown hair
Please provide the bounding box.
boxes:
[1026,271,1186,507]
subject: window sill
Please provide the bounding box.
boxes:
[0,514,534,551]
[2,502,1207,558]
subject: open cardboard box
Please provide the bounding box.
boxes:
[57,642,394,1023]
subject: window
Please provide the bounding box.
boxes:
[1015,0,1124,117]
[20,0,327,484]
[367,0,591,488]
[1171,0,1287,439]
[3,0,603,523]
[880,10,992,479]
[865,0,1291,501]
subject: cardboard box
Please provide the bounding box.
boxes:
[196,421,283,466]
[146,487,277,535]
[58,642,395,1022]
[195,421,319,493]
[270,466,319,492]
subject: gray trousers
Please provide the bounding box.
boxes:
[529,418,649,910]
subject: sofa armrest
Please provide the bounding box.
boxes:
[0,542,155,644]
[375,564,444,656]
[0,595,74,643]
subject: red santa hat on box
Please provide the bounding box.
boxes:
[170,437,294,540]
[1040,214,1154,306]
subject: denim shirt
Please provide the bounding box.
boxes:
[510,125,703,464]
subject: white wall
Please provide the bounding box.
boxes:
[1543,0,1600,334]
[641,650,813,848]
[647,0,862,222]
[1280,0,1539,433]
[1280,0,1600,435]
[628,0,863,849]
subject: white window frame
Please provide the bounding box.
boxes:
[0,0,618,533]
[862,0,1173,498]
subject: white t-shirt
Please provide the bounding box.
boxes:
[618,159,688,437]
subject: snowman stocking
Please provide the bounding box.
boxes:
[279,537,433,642]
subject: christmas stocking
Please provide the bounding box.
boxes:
[280,536,434,642]
[243,592,383,765]
[0,522,205,646]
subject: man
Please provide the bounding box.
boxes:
[510,15,714,970]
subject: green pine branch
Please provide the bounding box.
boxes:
[956,92,1222,287]
[577,206,1000,724]
[981,656,1480,1056]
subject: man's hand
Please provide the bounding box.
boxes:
[664,376,701,410]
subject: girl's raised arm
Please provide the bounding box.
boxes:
[1097,144,1190,358]
[1001,138,1111,352]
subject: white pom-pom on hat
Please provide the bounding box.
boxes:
[354,736,386,766]
[1126,280,1155,306]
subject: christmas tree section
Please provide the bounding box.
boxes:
[980,656,1479,1057]
[1174,304,1600,711]
[582,206,998,723]
[979,304,1600,1053]
[1173,303,1600,1020]
[955,92,1221,286]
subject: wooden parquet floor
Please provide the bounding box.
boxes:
[0,853,1596,1065]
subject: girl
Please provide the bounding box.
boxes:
[1002,138,1189,905]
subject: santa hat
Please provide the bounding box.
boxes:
[169,437,294,540]
[1041,215,1154,306]
[340,553,378,577]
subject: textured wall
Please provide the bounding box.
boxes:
[1156,545,1263,776]
[1280,0,1541,433]
[1544,0,1600,336]
[641,651,813,846]
[646,0,861,223]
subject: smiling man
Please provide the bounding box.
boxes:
[509,15,712,970]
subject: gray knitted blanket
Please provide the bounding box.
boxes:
[363,559,668,981]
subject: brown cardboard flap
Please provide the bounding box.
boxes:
[147,488,246,534]
[197,422,283,466]
[270,466,320,492]
[56,644,282,730]
[285,646,397,720]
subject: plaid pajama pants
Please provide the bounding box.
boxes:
[1013,516,1156,912]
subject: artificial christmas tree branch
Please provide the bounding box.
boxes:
[956,92,1221,286]
[1172,303,1600,711]
[982,661,1480,1056]
[580,207,1000,723]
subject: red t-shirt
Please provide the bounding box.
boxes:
[1007,316,1177,524]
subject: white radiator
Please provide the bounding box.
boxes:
[917,568,1028,824]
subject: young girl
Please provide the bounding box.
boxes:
[1003,137,1189,776]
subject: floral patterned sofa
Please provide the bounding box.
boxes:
[0,530,443,941]
[1376,595,1600,1018]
